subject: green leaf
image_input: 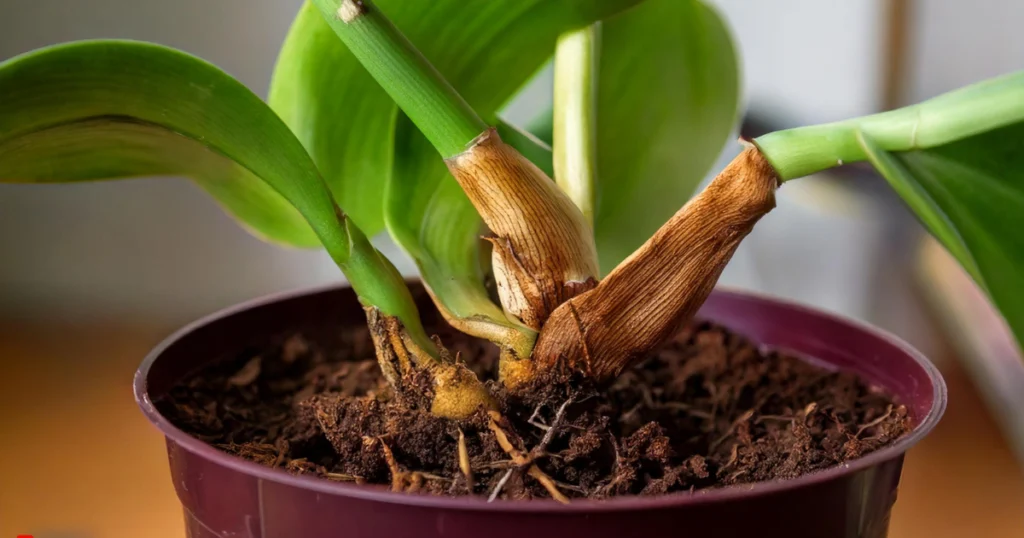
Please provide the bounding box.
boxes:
[270,2,398,236]
[0,40,330,250]
[755,71,1024,353]
[0,119,318,246]
[593,0,740,273]
[0,40,428,341]
[859,125,1024,350]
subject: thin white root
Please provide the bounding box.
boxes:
[856,404,893,438]
[488,468,515,502]
[533,398,573,457]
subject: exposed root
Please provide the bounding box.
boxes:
[530,397,574,460]
[378,438,405,492]
[527,402,551,431]
[324,472,364,483]
[488,468,515,502]
[856,404,893,438]
[709,409,754,453]
[407,472,424,493]
[487,409,571,504]
[419,472,453,482]
[527,466,569,504]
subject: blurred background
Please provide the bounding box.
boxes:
[2,0,1023,536]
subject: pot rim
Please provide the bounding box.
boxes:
[135,283,946,513]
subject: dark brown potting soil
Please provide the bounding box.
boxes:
[160,318,910,501]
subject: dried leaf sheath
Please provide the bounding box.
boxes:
[446,128,600,331]
[530,146,779,383]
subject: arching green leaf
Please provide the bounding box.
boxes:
[859,124,1024,350]
[0,40,426,339]
[756,71,1024,353]
[0,40,329,250]
[593,0,740,273]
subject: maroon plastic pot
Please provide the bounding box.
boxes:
[135,284,945,538]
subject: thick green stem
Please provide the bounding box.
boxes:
[755,70,1024,180]
[337,213,436,354]
[553,24,600,224]
[312,0,487,157]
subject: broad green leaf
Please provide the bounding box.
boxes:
[270,2,394,236]
[593,0,740,273]
[0,40,328,250]
[0,119,318,246]
[0,40,427,337]
[859,125,1024,350]
[755,71,1024,352]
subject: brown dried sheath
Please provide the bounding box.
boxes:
[445,128,599,331]
[530,146,780,383]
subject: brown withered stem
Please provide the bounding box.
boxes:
[528,146,780,384]
[365,307,495,419]
[445,128,600,333]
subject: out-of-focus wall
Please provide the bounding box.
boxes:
[715,0,884,125]
[907,0,1024,102]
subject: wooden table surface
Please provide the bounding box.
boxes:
[2,321,1022,537]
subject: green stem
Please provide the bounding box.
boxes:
[755,70,1024,180]
[338,215,437,355]
[553,23,600,224]
[312,0,487,157]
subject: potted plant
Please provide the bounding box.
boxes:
[7,0,1021,535]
